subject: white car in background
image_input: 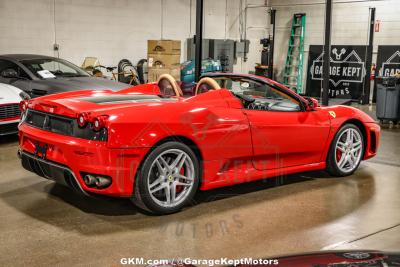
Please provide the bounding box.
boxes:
[0,83,30,136]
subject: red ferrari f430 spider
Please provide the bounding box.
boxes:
[18,73,380,214]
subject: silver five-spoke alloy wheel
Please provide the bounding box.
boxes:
[147,149,195,208]
[335,128,363,173]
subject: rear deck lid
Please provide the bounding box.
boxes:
[29,93,179,118]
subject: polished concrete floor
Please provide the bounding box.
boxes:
[0,105,399,266]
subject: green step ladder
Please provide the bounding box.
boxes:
[283,13,306,93]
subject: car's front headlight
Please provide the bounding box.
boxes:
[19,91,31,100]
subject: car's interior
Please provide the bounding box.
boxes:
[0,59,31,80]
[156,74,302,112]
[21,58,90,78]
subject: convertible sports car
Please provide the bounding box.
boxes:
[18,73,380,214]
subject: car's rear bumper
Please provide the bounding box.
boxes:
[19,123,150,197]
[20,150,90,195]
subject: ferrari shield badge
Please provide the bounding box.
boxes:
[329,111,336,118]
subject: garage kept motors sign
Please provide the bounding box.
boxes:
[373,45,400,102]
[375,45,400,77]
[306,45,367,100]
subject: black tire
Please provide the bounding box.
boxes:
[136,59,147,84]
[132,142,200,215]
[326,123,364,177]
[117,59,139,85]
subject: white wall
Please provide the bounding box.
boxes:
[227,0,269,74]
[2,0,398,85]
[0,0,55,55]
[0,0,268,74]
[269,0,400,92]
[0,0,212,65]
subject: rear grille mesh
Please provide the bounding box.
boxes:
[23,109,107,141]
[0,104,21,119]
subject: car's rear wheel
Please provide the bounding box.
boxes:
[326,124,364,176]
[132,142,200,215]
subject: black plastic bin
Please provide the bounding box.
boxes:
[376,77,400,123]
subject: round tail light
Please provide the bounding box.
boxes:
[92,115,107,131]
[77,112,89,128]
[19,100,28,113]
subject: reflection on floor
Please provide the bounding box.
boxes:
[0,104,399,266]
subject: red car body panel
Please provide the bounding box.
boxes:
[18,74,380,197]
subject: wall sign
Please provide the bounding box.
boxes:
[376,46,400,77]
[306,45,368,100]
[373,45,400,102]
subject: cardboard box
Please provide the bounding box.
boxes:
[148,54,181,68]
[148,67,181,82]
[148,40,181,55]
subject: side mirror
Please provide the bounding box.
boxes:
[1,68,19,79]
[306,97,319,111]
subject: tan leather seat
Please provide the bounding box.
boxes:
[157,74,183,97]
[195,77,221,95]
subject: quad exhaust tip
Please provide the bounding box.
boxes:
[83,174,112,189]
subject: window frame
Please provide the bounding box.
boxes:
[0,59,32,80]
[210,75,307,112]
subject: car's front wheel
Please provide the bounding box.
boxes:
[326,124,364,176]
[132,141,200,215]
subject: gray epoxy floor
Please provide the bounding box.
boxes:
[0,105,399,266]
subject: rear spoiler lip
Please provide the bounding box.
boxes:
[29,99,80,119]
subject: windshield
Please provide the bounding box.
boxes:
[217,78,281,97]
[205,76,301,112]
[21,58,90,79]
